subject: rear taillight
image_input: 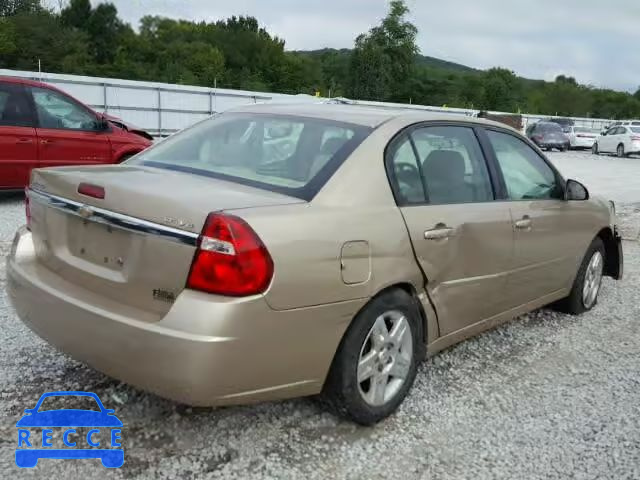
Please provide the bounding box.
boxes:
[186,213,274,296]
[632,136,640,142]
[25,188,31,230]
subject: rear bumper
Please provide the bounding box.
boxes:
[7,228,363,406]
[571,138,595,148]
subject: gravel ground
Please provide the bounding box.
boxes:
[1,152,640,479]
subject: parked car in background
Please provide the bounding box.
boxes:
[0,76,152,191]
[566,126,599,150]
[547,118,574,130]
[593,125,640,157]
[7,104,622,425]
[526,121,570,151]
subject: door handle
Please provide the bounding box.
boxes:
[16,138,33,144]
[515,216,532,230]
[40,139,53,145]
[424,227,455,240]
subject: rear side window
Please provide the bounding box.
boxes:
[386,125,494,205]
[412,126,494,204]
[0,83,33,127]
[129,113,371,200]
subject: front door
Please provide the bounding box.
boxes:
[484,129,586,306]
[27,85,111,169]
[601,127,619,153]
[387,125,514,336]
[0,82,37,189]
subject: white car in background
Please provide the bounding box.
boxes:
[566,126,599,150]
[593,125,640,157]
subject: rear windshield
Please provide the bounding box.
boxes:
[537,123,563,132]
[631,127,640,133]
[128,112,372,200]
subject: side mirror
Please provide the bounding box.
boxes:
[565,179,589,201]
[23,408,34,414]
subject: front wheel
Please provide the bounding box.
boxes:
[555,238,605,315]
[592,143,599,155]
[322,289,423,425]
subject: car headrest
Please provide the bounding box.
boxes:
[423,150,466,183]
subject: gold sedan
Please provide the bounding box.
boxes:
[7,104,623,424]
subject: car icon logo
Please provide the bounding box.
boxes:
[15,391,124,468]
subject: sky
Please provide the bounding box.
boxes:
[96,0,640,92]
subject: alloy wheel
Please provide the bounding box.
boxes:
[357,310,413,407]
[582,251,604,308]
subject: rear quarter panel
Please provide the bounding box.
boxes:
[231,119,426,312]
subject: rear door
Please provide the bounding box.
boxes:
[0,82,38,189]
[483,128,586,307]
[27,85,111,169]
[387,124,514,336]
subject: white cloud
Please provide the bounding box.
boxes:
[99,0,640,92]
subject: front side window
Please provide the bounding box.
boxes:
[0,83,33,127]
[487,130,561,200]
[129,113,370,200]
[30,86,99,130]
[411,126,494,204]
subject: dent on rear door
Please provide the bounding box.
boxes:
[400,203,514,336]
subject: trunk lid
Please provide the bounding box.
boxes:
[28,165,304,317]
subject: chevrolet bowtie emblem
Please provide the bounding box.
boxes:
[77,205,94,219]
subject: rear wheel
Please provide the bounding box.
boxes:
[322,289,423,425]
[555,238,605,315]
[617,144,626,158]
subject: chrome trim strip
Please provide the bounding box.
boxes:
[28,188,199,246]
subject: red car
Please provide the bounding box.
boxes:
[0,76,152,191]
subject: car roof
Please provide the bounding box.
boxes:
[229,102,516,131]
[0,75,73,97]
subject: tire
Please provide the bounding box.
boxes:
[562,144,569,152]
[592,143,599,155]
[321,289,423,425]
[617,144,625,158]
[555,237,605,315]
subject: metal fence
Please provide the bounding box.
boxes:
[0,68,614,136]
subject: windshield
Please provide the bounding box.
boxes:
[37,395,101,412]
[631,127,640,133]
[574,127,598,133]
[537,123,563,133]
[129,113,371,200]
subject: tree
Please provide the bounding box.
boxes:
[60,0,90,28]
[0,0,40,16]
[348,0,418,101]
[481,68,518,111]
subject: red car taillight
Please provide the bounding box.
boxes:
[186,213,274,296]
[25,188,31,230]
[632,136,640,142]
